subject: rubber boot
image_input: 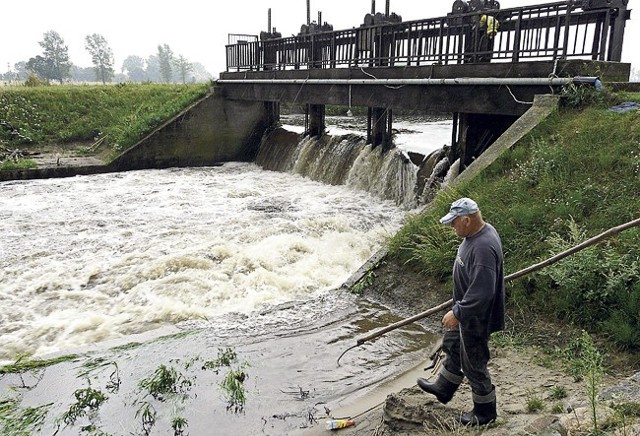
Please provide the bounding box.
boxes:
[459,387,497,426]
[416,376,459,404]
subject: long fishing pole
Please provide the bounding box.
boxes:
[337,217,640,366]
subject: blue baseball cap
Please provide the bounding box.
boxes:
[439,197,479,224]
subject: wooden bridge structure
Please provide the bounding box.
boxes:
[217,0,632,165]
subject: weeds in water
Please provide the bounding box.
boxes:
[58,386,108,428]
[0,354,79,375]
[351,270,376,295]
[135,402,157,436]
[138,364,193,401]
[0,398,52,435]
[221,367,249,413]
[171,416,189,435]
[202,348,237,373]
[201,348,251,413]
[105,362,121,394]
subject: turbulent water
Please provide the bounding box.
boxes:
[0,118,452,435]
[0,163,405,362]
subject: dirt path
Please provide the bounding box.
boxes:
[296,343,639,435]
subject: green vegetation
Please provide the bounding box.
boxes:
[0,398,52,435]
[0,83,211,155]
[202,348,249,412]
[58,387,108,427]
[0,158,37,170]
[549,385,568,400]
[138,364,193,401]
[526,394,545,413]
[389,92,640,351]
[0,354,79,375]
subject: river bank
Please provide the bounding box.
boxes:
[301,258,640,435]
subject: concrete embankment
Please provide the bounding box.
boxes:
[0,90,270,182]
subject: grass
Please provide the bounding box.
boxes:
[0,399,52,435]
[526,395,545,413]
[0,158,37,170]
[0,354,79,375]
[0,83,211,155]
[388,92,640,351]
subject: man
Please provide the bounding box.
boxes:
[417,197,505,425]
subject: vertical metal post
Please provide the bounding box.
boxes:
[371,0,375,15]
[385,0,390,17]
[307,0,311,25]
[608,3,627,61]
[268,8,271,33]
[561,2,573,60]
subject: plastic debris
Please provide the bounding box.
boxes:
[608,102,640,113]
[326,419,356,430]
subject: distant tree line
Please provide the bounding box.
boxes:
[1,30,213,84]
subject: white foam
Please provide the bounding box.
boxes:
[0,164,404,361]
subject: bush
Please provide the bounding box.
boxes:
[539,219,640,348]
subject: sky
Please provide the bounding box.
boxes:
[1,0,638,79]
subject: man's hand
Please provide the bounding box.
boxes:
[442,310,459,329]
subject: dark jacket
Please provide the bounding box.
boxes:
[451,223,505,337]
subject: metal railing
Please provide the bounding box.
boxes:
[225,0,629,72]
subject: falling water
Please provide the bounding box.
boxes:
[256,129,419,208]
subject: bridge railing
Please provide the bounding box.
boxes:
[225,0,629,72]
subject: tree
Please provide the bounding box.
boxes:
[37,30,72,83]
[191,62,213,82]
[157,44,174,83]
[173,55,193,83]
[70,65,96,82]
[121,55,147,82]
[145,55,161,82]
[25,55,51,80]
[14,62,28,81]
[85,33,115,84]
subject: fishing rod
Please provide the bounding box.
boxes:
[337,217,640,366]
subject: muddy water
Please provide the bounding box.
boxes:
[0,162,438,434]
[1,128,446,433]
[0,163,408,361]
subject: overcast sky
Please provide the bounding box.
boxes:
[1,0,637,78]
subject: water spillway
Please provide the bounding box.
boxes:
[256,127,421,209]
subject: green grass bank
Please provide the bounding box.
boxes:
[389,91,640,352]
[0,83,211,165]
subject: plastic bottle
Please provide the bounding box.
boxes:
[325,419,356,430]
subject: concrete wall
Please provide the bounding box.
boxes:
[109,90,270,171]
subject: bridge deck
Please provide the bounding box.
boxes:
[219,60,629,116]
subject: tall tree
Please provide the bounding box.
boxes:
[85,33,115,84]
[173,55,193,84]
[38,30,72,83]
[121,55,147,82]
[157,44,174,83]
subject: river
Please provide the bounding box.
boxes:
[0,115,451,435]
